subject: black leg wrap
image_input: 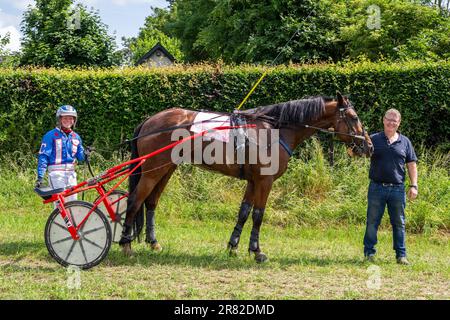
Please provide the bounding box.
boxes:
[249,208,265,253]
[119,223,133,245]
[145,209,157,244]
[228,202,252,248]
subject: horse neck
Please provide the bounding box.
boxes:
[280,101,337,150]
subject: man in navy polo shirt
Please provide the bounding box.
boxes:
[364,108,418,265]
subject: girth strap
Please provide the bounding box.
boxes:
[240,136,292,178]
[279,136,293,157]
[239,164,245,180]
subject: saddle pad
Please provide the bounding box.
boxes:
[190,112,230,143]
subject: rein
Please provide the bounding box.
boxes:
[247,103,370,164]
[301,124,365,140]
[91,114,229,153]
[89,101,369,168]
[123,114,227,145]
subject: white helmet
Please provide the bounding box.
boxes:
[56,105,77,127]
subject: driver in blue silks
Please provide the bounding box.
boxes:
[35,105,88,201]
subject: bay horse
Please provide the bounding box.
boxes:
[119,92,373,262]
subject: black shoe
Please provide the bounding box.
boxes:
[396,257,410,265]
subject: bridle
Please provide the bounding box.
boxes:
[336,104,369,155]
[301,107,366,138]
[300,101,371,162]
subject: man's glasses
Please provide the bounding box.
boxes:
[384,117,400,124]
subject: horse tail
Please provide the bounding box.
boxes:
[129,121,145,240]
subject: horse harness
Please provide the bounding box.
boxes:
[118,104,367,178]
[229,113,294,179]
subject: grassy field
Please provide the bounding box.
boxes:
[0,143,449,299]
[1,216,449,299]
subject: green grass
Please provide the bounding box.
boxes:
[0,143,449,299]
[1,216,449,299]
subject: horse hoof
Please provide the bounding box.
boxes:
[122,243,133,257]
[255,252,268,263]
[228,245,238,257]
[151,242,162,252]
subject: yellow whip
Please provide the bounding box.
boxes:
[236,71,268,110]
[234,27,300,111]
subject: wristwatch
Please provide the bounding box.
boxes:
[409,185,418,190]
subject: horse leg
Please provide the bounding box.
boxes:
[119,175,161,256]
[248,178,273,263]
[144,166,176,252]
[227,181,254,256]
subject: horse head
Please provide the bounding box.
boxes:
[331,92,373,157]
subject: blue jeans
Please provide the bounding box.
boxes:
[363,181,407,258]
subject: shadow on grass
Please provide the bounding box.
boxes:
[104,244,367,270]
[105,248,254,270]
[0,241,367,271]
[274,256,366,267]
[0,241,61,272]
[1,263,60,273]
[0,241,46,256]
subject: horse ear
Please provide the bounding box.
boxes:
[336,91,344,106]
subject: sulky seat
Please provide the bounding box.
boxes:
[34,186,65,200]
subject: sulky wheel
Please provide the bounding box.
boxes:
[95,190,143,243]
[96,190,128,243]
[45,201,112,270]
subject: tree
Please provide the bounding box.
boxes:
[0,33,20,67]
[0,33,10,53]
[138,0,450,63]
[397,18,450,60]
[338,0,447,61]
[158,0,344,64]
[194,0,342,64]
[115,37,134,67]
[165,0,217,62]
[0,33,11,65]
[20,0,118,67]
[417,0,450,14]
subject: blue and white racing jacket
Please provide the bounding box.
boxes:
[37,128,85,179]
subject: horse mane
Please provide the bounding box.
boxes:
[240,96,332,127]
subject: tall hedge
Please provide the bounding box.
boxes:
[0,60,449,155]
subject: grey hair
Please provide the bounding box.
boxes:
[385,108,401,121]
